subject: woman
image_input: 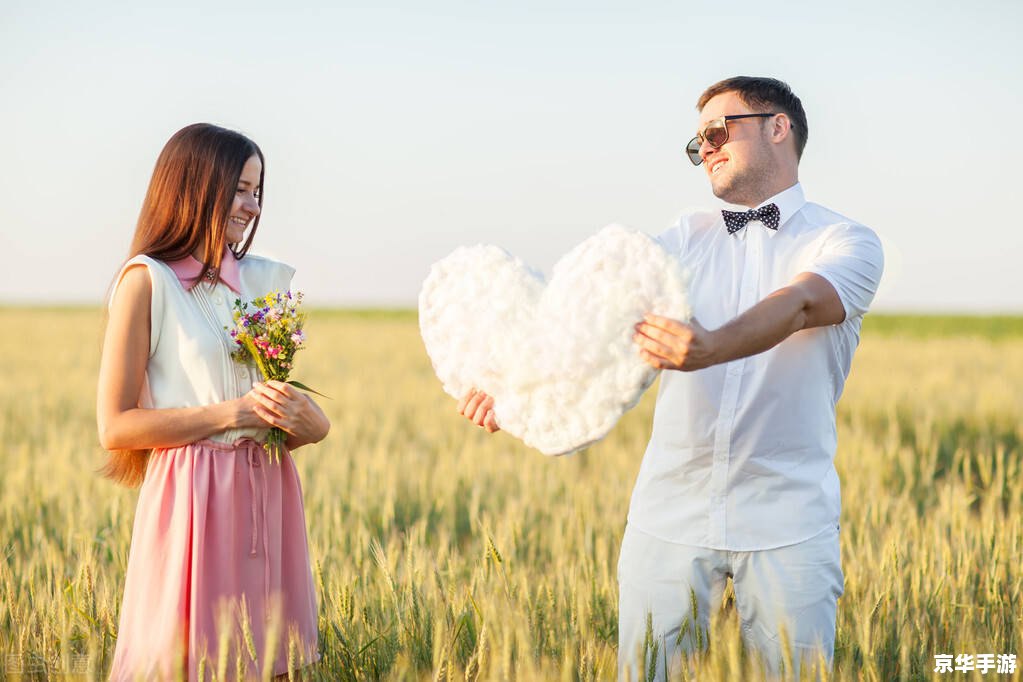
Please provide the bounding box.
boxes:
[98,123,329,680]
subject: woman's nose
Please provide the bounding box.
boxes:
[245,195,261,216]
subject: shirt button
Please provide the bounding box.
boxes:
[237,368,248,379]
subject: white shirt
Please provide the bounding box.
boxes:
[627,183,884,550]
[109,253,296,444]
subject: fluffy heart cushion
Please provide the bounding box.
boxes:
[419,225,690,456]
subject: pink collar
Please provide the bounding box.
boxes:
[165,248,243,294]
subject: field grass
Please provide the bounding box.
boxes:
[1,308,1021,680]
[860,314,1023,339]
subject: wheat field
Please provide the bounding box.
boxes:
[1,308,1021,681]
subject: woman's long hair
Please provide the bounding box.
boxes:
[100,123,265,487]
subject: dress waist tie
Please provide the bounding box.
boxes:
[245,440,271,621]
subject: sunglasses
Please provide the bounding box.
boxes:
[685,113,781,166]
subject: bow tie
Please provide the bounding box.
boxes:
[722,203,781,234]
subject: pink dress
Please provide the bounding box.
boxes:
[108,253,319,681]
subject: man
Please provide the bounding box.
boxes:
[459,76,884,679]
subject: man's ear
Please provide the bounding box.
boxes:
[770,114,791,144]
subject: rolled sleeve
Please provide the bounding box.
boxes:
[806,223,884,321]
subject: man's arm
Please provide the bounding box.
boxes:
[634,271,845,371]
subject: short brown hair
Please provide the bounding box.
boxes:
[697,77,808,159]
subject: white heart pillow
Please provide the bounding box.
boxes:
[419,225,690,455]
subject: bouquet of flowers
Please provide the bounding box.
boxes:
[228,290,322,462]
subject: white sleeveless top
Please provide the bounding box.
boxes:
[110,253,296,444]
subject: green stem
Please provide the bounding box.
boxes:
[242,337,271,381]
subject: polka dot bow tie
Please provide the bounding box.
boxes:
[721,203,781,234]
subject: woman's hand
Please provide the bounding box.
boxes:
[221,391,275,431]
[458,388,500,433]
[250,381,330,449]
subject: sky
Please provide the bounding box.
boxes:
[1,0,1021,312]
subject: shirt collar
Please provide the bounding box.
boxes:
[723,182,806,240]
[165,247,243,294]
[756,182,805,237]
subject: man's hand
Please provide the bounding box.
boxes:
[457,388,500,433]
[634,314,719,371]
[634,273,847,372]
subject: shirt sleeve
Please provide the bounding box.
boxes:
[240,255,296,296]
[266,259,296,293]
[108,255,164,358]
[655,214,689,255]
[806,223,884,321]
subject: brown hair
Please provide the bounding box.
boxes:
[697,76,808,159]
[100,123,264,487]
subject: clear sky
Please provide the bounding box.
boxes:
[2,0,1021,311]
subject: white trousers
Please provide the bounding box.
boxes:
[617,524,844,681]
